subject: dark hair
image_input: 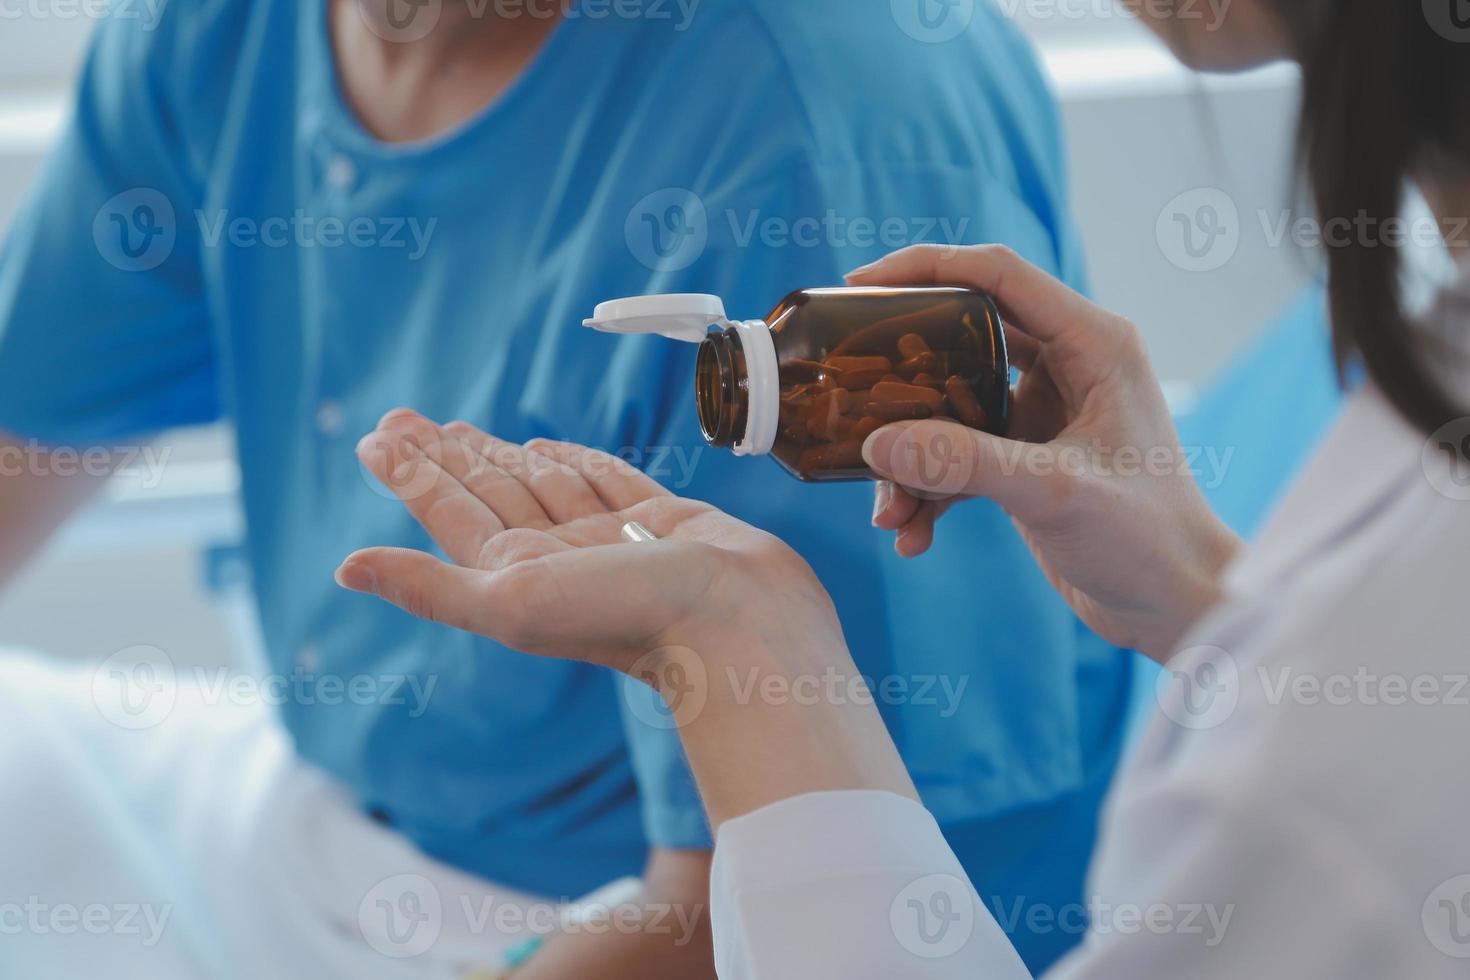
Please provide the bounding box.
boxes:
[1270,1,1470,435]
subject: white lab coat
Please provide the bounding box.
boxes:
[710,276,1470,978]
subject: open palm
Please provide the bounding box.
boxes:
[338,410,825,673]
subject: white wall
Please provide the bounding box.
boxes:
[0,5,1309,662]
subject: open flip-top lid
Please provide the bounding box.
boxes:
[583,294,730,343]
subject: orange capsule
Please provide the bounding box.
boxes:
[783,358,830,383]
[805,388,854,420]
[809,411,857,442]
[862,399,934,422]
[798,440,868,474]
[945,375,988,429]
[897,333,932,360]
[851,416,884,442]
[836,368,892,391]
[897,352,939,378]
[871,381,945,411]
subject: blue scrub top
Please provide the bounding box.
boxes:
[0,0,1130,907]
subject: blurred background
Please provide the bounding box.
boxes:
[0,4,1309,663]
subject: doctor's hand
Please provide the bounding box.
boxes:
[336,410,840,675]
[850,245,1243,661]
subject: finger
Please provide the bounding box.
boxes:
[862,418,1064,522]
[357,413,507,567]
[895,500,940,558]
[439,422,555,531]
[435,423,561,528]
[335,546,500,636]
[522,439,673,512]
[846,244,1100,344]
[1004,325,1041,371]
[519,441,611,524]
[444,425,605,525]
[338,541,583,660]
[873,481,922,531]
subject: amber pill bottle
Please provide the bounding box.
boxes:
[585,287,1009,482]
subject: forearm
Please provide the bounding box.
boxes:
[0,432,111,590]
[648,616,919,832]
[511,849,714,980]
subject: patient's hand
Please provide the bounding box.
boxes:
[343,410,915,829]
[338,410,835,674]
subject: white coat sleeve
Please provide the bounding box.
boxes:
[709,790,1033,980]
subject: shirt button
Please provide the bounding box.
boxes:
[316,400,346,438]
[326,155,357,192]
[296,645,320,673]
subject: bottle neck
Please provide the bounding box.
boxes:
[696,328,749,449]
[695,320,780,456]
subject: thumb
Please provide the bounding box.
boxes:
[336,546,494,635]
[862,420,1065,521]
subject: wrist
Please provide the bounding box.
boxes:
[1149,516,1243,661]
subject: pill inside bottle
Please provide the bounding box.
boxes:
[583,287,1009,483]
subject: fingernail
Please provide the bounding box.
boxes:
[872,482,893,526]
[376,407,417,428]
[845,259,882,281]
[335,560,377,593]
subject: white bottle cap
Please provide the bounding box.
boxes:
[583,294,730,343]
[584,293,778,457]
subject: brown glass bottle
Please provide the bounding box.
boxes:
[695,287,1009,482]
